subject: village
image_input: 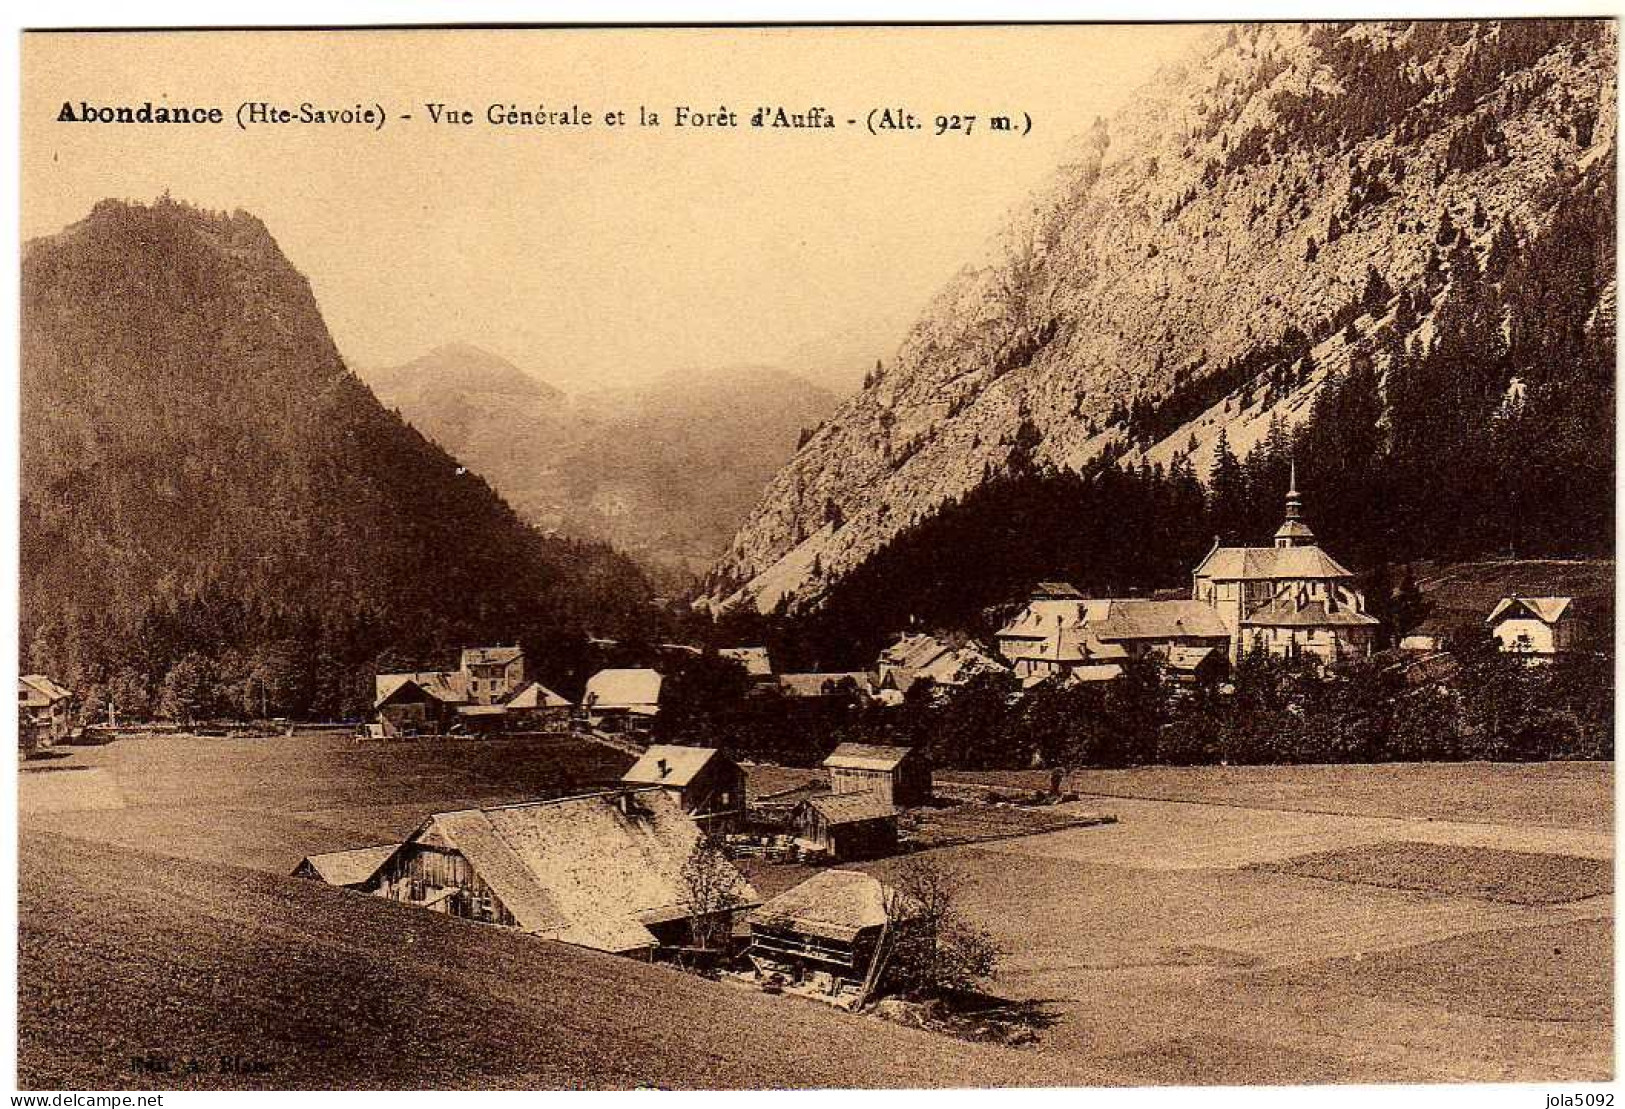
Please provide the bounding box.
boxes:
[19,475,1610,1039]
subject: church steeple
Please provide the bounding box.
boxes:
[1274,460,1317,548]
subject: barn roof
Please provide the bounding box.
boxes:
[1159,645,1223,673]
[777,672,869,698]
[879,633,954,671]
[622,745,724,788]
[505,681,570,709]
[1192,544,1356,581]
[802,793,901,826]
[749,869,899,943]
[1486,596,1576,625]
[18,674,72,703]
[823,743,916,772]
[295,844,398,887]
[584,668,663,711]
[374,671,467,708]
[402,789,758,954]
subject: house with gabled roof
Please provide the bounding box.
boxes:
[19,673,73,752]
[1487,596,1586,659]
[366,788,759,957]
[790,793,901,861]
[373,645,535,736]
[822,743,931,807]
[621,744,746,830]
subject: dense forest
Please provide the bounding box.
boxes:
[21,197,667,722]
[731,144,1614,672]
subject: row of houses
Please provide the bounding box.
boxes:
[373,647,667,737]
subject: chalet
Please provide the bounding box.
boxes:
[18,674,73,752]
[719,646,774,680]
[373,645,532,736]
[747,870,911,1001]
[460,645,527,705]
[621,745,747,831]
[582,668,663,732]
[367,788,759,957]
[822,743,931,807]
[790,793,900,862]
[1487,596,1586,660]
[292,844,398,890]
[1191,468,1378,663]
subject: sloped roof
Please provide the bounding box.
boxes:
[457,704,509,717]
[505,681,571,710]
[374,671,467,708]
[718,646,773,677]
[19,674,72,703]
[1241,598,1380,627]
[407,789,758,954]
[749,869,898,943]
[1486,596,1576,625]
[462,645,524,668]
[1092,599,1230,641]
[878,633,954,671]
[823,743,916,772]
[1034,581,1085,598]
[622,744,723,788]
[1159,646,1224,673]
[777,672,868,698]
[802,793,901,826]
[295,844,398,887]
[584,668,663,710]
[1193,544,1356,581]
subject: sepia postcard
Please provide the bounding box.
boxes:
[13,12,1618,1099]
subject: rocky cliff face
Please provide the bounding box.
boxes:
[706,20,1617,613]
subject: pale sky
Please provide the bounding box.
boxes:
[23,25,1208,392]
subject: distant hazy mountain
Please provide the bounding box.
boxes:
[362,351,837,579]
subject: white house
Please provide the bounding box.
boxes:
[1486,596,1585,660]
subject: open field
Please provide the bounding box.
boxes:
[17,735,1614,1087]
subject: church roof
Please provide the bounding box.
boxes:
[1193,544,1356,581]
[1241,598,1380,627]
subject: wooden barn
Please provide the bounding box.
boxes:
[18,674,73,753]
[504,681,572,729]
[372,672,465,737]
[366,788,759,956]
[292,844,399,890]
[621,745,746,831]
[822,743,931,808]
[791,793,900,862]
[746,869,908,1001]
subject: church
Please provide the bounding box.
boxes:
[998,467,1378,678]
[1191,466,1379,664]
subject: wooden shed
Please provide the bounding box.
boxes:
[822,743,931,808]
[621,745,746,832]
[791,793,900,862]
[747,869,906,999]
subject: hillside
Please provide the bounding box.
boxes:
[20,198,659,719]
[365,352,837,577]
[706,20,1617,616]
[19,831,1103,1090]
